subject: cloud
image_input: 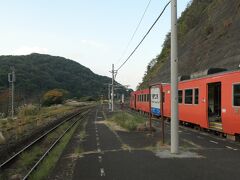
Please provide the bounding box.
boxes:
[12,46,49,55]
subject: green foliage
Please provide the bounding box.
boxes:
[0,53,113,102]
[30,122,79,180]
[79,96,96,102]
[177,0,213,39]
[205,22,214,35]
[139,0,214,88]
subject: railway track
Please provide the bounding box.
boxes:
[0,107,91,179]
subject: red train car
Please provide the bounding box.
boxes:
[131,70,240,137]
[130,89,150,113]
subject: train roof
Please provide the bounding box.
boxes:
[132,69,240,93]
[151,69,240,86]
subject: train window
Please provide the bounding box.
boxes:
[194,89,199,104]
[144,94,146,102]
[233,84,240,106]
[178,90,183,103]
[162,92,165,103]
[185,89,193,104]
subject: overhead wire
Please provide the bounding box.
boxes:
[116,1,171,72]
[116,0,152,65]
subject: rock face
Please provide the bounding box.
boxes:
[142,0,240,86]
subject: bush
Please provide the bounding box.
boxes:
[42,89,68,106]
[79,96,96,102]
[205,23,214,35]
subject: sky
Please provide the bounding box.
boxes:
[0,0,191,90]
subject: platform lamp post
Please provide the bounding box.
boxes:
[171,0,179,154]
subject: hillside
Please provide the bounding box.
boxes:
[0,53,114,101]
[140,0,240,88]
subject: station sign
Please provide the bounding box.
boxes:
[151,86,161,116]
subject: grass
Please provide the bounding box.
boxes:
[0,104,77,144]
[18,146,43,172]
[109,112,146,131]
[29,120,79,180]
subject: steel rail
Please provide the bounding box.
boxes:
[0,109,85,169]
[23,110,89,179]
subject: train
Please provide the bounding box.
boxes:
[130,69,240,139]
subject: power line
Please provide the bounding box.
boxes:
[116,0,152,65]
[116,1,171,72]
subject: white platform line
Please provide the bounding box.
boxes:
[209,140,218,144]
[98,156,102,163]
[226,146,238,151]
[100,168,105,176]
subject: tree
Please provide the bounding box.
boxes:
[42,89,68,106]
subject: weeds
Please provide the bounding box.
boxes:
[29,120,79,180]
[109,112,145,131]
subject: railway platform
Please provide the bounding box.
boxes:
[49,104,240,180]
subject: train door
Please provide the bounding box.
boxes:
[207,82,222,130]
[151,86,161,116]
[134,94,137,109]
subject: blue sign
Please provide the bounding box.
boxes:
[151,107,161,116]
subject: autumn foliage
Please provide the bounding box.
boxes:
[42,89,67,106]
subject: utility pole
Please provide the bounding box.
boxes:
[8,67,16,119]
[110,64,118,112]
[111,64,115,112]
[108,84,111,110]
[171,0,179,154]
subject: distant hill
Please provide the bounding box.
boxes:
[140,0,240,89]
[0,53,116,101]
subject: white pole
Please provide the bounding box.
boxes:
[111,64,114,112]
[121,94,124,103]
[171,0,179,154]
[11,68,15,119]
[108,84,111,110]
[12,79,14,119]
